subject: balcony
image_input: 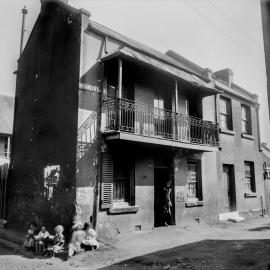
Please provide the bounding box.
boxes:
[103,98,219,151]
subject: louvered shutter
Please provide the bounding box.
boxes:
[197,161,203,201]
[101,152,113,209]
[130,162,135,206]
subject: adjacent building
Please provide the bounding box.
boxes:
[7,0,266,235]
[0,94,14,220]
[0,95,13,159]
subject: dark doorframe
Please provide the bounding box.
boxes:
[154,166,175,227]
[223,164,236,211]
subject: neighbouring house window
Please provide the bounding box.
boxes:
[244,161,256,192]
[220,96,232,130]
[241,105,252,134]
[4,137,8,157]
[187,160,202,200]
[113,157,135,204]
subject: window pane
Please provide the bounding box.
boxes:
[220,97,232,130]
[241,106,251,134]
[241,106,247,120]
[242,120,248,133]
[220,98,227,114]
[187,162,199,198]
[113,158,131,202]
[220,114,228,129]
[244,162,255,192]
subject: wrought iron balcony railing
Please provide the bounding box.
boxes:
[103,98,219,147]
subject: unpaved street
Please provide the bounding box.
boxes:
[1,218,270,270]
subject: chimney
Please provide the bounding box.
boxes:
[40,0,68,5]
[202,68,213,81]
[213,68,234,87]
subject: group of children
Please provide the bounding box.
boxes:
[23,220,98,258]
[23,222,65,256]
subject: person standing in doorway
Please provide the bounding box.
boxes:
[163,180,172,226]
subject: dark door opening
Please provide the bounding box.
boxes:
[223,165,236,211]
[154,167,175,227]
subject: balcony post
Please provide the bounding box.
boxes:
[174,79,179,140]
[175,80,179,113]
[117,58,123,130]
[118,58,123,99]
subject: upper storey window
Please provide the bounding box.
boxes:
[241,105,252,135]
[220,96,232,130]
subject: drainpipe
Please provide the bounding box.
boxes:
[92,66,105,233]
[255,103,262,151]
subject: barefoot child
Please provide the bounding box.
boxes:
[34,226,50,255]
[82,222,99,250]
[46,225,65,257]
[23,222,37,250]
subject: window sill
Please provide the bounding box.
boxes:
[244,193,257,198]
[219,128,235,136]
[109,205,139,214]
[185,201,204,207]
[241,133,254,140]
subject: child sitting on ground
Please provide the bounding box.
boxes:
[23,221,37,250]
[45,225,65,257]
[82,222,99,250]
[67,222,86,258]
[34,226,50,255]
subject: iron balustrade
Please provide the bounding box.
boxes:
[103,98,219,147]
[77,112,97,159]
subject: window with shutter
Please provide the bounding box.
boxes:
[101,152,113,209]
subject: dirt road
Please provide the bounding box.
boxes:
[1,217,270,270]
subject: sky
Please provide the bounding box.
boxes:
[0,0,269,144]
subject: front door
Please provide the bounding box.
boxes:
[154,167,175,227]
[223,165,236,211]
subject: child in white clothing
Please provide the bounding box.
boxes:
[34,226,50,255]
[82,222,99,250]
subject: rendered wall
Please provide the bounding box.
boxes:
[76,28,121,224]
[217,94,264,215]
[174,150,219,224]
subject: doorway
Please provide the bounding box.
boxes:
[154,166,175,227]
[223,165,236,211]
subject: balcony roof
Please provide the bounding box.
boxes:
[101,47,222,95]
[89,20,208,81]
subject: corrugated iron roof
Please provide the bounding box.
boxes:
[0,95,14,135]
[101,47,220,93]
[89,21,209,82]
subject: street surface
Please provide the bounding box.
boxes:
[1,217,270,269]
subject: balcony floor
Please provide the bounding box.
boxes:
[103,131,219,152]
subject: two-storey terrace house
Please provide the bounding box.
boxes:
[168,51,265,221]
[214,69,264,219]
[7,0,265,235]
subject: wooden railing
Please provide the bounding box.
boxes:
[103,98,219,147]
